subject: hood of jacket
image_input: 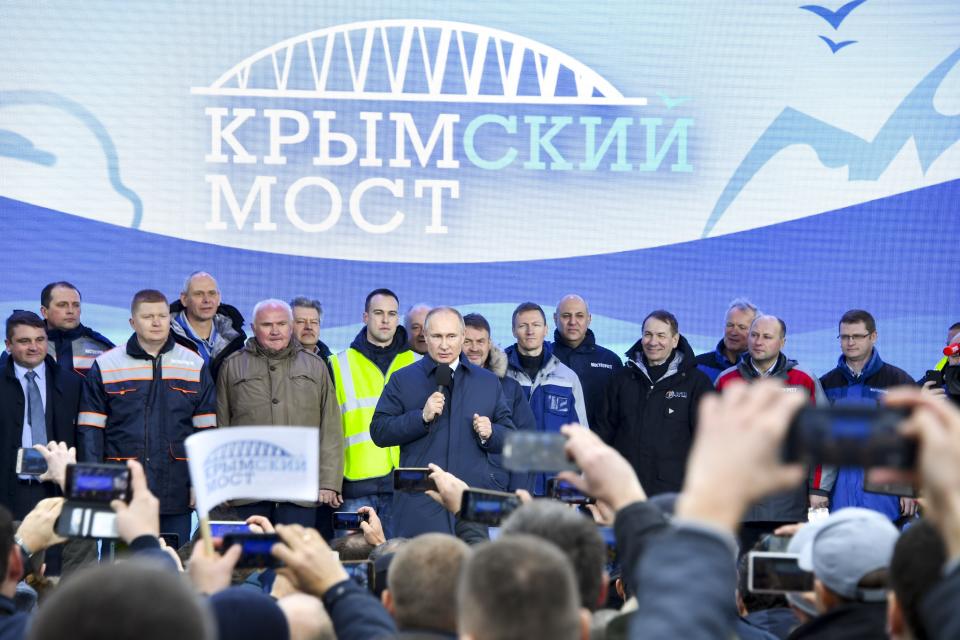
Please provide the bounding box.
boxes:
[552,328,597,353]
[169,300,246,344]
[485,343,508,378]
[504,341,558,376]
[625,334,697,382]
[125,333,176,360]
[349,325,411,360]
[736,352,797,380]
[46,323,114,348]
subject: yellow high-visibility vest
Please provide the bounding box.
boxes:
[330,348,419,481]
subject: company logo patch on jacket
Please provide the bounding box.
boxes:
[546,394,570,413]
[590,362,614,369]
[665,391,688,399]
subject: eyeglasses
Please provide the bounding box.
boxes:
[838,334,871,342]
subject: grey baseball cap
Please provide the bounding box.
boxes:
[785,522,820,616]
[796,507,899,602]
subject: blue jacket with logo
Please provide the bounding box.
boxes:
[370,355,515,537]
[595,335,713,496]
[819,349,915,521]
[695,339,741,384]
[551,329,622,428]
[77,334,217,514]
[504,342,588,495]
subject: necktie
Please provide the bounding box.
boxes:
[24,370,46,447]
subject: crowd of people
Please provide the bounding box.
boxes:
[1,273,959,639]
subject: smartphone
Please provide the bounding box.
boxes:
[459,489,521,526]
[503,431,577,473]
[221,533,282,568]
[208,521,253,537]
[65,463,131,503]
[15,448,47,475]
[159,533,180,550]
[748,552,814,593]
[924,370,945,387]
[393,468,437,492]
[547,477,595,505]
[782,406,915,469]
[599,526,620,577]
[332,511,370,530]
[55,504,119,539]
[342,560,375,590]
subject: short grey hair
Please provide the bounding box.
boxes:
[181,271,218,295]
[424,307,465,334]
[727,297,759,317]
[289,296,323,324]
[252,299,293,323]
[405,303,432,329]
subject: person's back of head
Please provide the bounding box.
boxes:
[278,593,334,640]
[458,534,583,640]
[385,533,469,634]
[889,519,947,640]
[501,499,606,610]
[330,532,375,560]
[27,563,213,640]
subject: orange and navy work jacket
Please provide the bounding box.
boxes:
[77,334,216,514]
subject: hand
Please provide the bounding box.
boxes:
[773,522,805,537]
[885,388,960,559]
[515,489,533,505]
[425,463,468,515]
[921,380,947,398]
[272,525,347,598]
[318,489,342,507]
[900,497,919,517]
[676,380,806,533]
[809,495,830,509]
[34,442,75,491]
[473,414,492,441]
[422,392,445,422]
[188,540,242,595]
[111,460,160,543]
[357,506,386,545]
[556,423,646,512]
[158,536,185,572]
[16,498,67,554]
[245,515,275,534]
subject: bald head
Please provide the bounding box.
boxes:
[180,272,221,324]
[554,294,592,348]
[252,299,294,352]
[405,303,431,355]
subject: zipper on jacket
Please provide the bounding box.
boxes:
[144,355,160,464]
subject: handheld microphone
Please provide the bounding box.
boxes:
[435,363,453,393]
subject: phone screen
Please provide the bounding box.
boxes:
[342,560,375,590]
[460,489,519,525]
[393,468,436,492]
[503,432,577,473]
[16,448,48,475]
[749,553,814,593]
[66,464,131,503]
[547,477,595,504]
[222,533,282,568]
[209,521,253,537]
[332,512,367,530]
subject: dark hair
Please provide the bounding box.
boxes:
[6,310,46,341]
[0,505,13,580]
[736,538,788,613]
[458,535,580,640]
[501,500,606,611]
[40,282,80,309]
[511,302,546,327]
[948,321,960,333]
[26,563,213,640]
[130,289,168,314]
[289,296,323,323]
[643,310,679,335]
[365,288,399,312]
[839,309,876,334]
[890,520,946,640]
[329,534,375,561]
[387,533,469,633]
[463,313,492,335]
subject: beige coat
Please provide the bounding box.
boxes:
[217,338,344,494]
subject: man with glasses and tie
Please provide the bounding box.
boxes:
[0,311,82,518]
[819,309,918,522]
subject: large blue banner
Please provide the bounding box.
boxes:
[2,1,958,377]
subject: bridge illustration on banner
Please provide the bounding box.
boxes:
[191,19,647,106]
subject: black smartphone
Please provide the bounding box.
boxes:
[15,448,47,475]
[782,406,915,469]
[342,560,375,591]
[65,463,131,503]
[209,521,253,537]
[221,533,282,568]
[748,552,814,593]
[924,370,945,386]
[393,468,437,492]
[459,489,521,526]
[159,533,180,550]
[547,477,595,505]
[503,431,577,473]
[332,511,370,530]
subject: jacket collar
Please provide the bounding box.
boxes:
[737,352,795,380]
[420,353,471,375]
[350,326,411,360]
[125,333,176,360]
[837,348,883,383]
[552,328,597,353]
[505,341,556,374]
[625,334,697,378]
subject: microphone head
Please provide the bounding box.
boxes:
[435,363,453,388]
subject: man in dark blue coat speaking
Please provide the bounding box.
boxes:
[371,307,516,537]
